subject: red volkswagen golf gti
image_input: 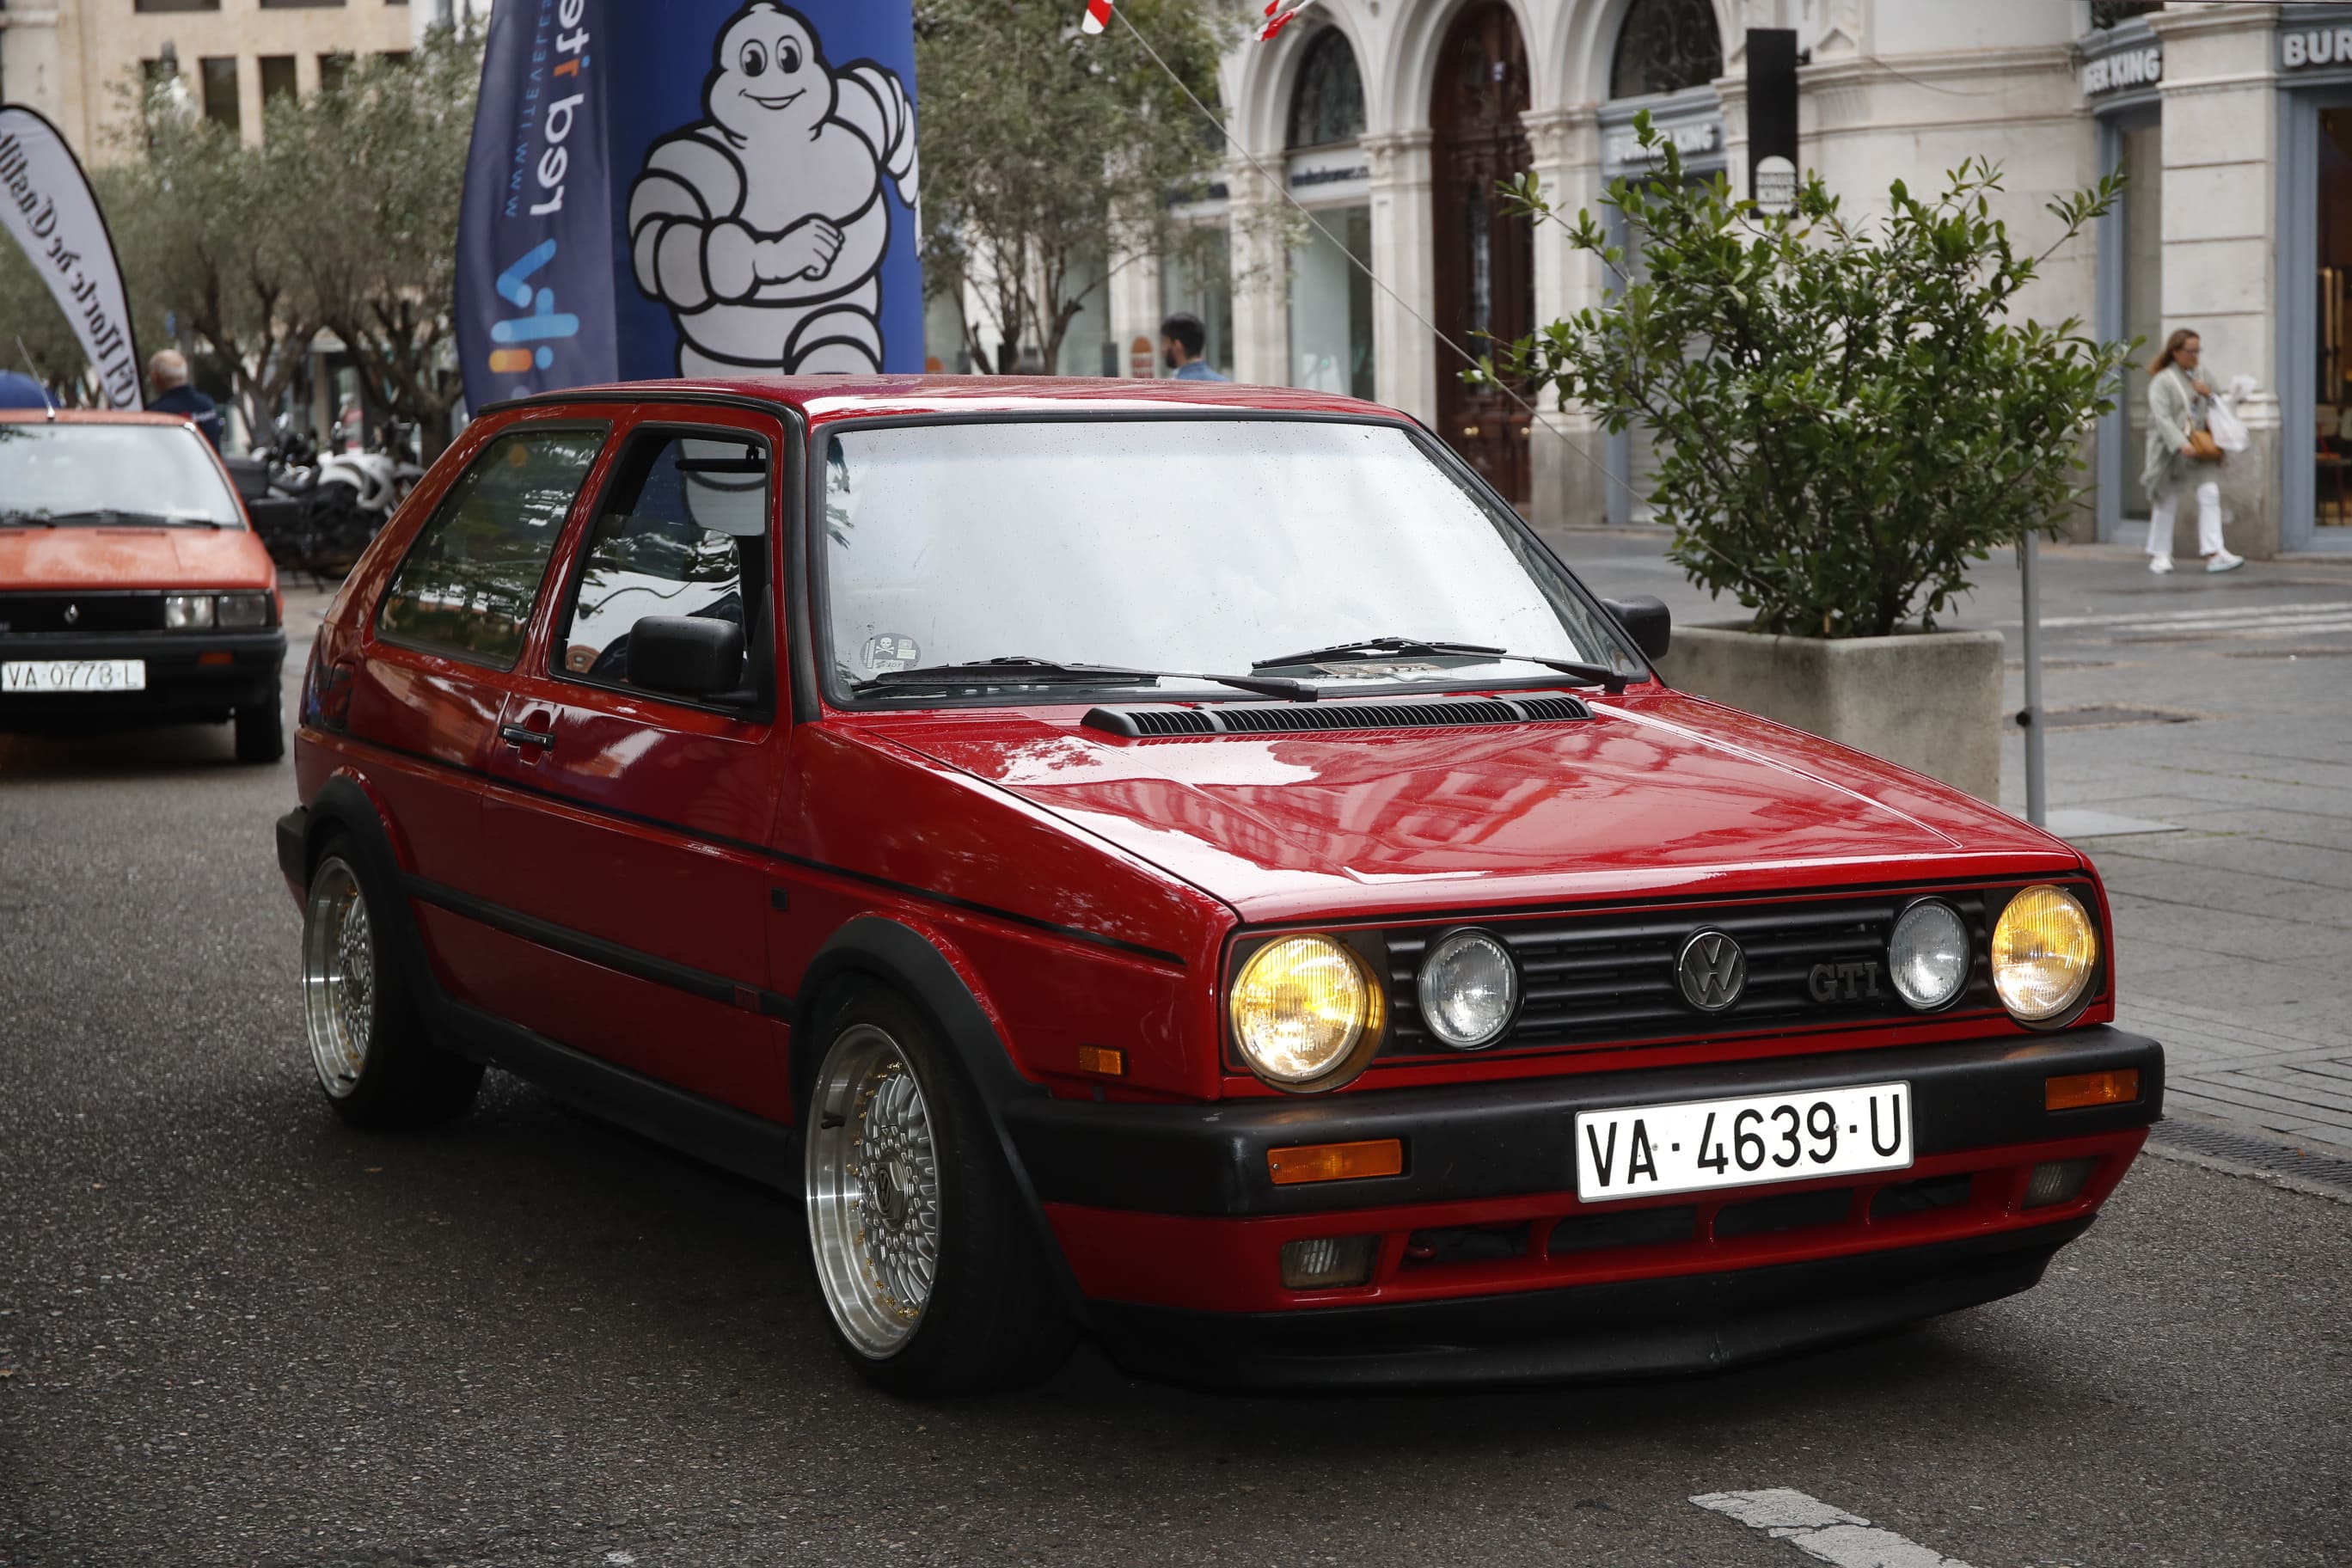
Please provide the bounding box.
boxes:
[276,377,2161,1394]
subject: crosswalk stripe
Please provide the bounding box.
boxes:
[2027,600,2352,631]
[2114,616,2352,638]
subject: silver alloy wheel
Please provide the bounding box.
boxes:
[301,857,374,1099]
[805,1023,940,1357]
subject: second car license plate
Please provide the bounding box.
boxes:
[2,658,147,694]
[1575,1081,1912,1203]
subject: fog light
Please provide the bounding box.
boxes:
[1279,1234,1377,1289]
[163,593,214,629]
[2023,1157,2098,1209]
[2045,1068,2140,1111]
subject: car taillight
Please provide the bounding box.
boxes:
[303,647,356,732]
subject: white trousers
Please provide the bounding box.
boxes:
[2148,480,2224,558]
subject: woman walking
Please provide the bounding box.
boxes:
[2143,328,2245,574]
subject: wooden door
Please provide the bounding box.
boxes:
[1431,2,1534,508]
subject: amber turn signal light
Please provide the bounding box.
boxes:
[2045,1068,2140,1111]
[1267,1138,1404,1186]
[1076,1044,1125,1077]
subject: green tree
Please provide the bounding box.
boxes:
[271,29,480,456]
[914,0,1234,373]
[1489,116,2133,639]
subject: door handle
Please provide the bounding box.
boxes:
[499,723,554,750]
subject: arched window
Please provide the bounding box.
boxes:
[1287,28,1366,149]
[1609,0,1724,100]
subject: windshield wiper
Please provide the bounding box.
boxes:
[854,655,1316,701]
[16,508,224,529]
[1252,637,1633,695]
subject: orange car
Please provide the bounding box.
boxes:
[1,408,286,761]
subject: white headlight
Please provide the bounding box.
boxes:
[1417,930,1517,1049]
[162,593,214,630]
[1888,900,1970,1011]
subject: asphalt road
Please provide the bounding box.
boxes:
[3,652,2348,1568]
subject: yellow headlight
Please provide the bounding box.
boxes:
[1229,934,1380,1087]
[1991,885,2098,1021]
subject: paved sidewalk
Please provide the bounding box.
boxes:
[1552,527,2352,1157]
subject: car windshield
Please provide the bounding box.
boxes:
[0,421,243,527]
[821,420,1638,702]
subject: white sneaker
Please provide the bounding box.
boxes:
[2207,550,2245,573]
[2148,554,2173,574]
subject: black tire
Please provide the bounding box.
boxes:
[300,834,482,1129]
[233,698,285,764]
[801,983,1075,1396]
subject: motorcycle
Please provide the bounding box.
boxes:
[242,420,424,582]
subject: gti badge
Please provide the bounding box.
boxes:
[1676,930,1746,1013]
[63,603,79,626]
[1810,959,1883,1002]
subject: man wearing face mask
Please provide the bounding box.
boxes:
[1160,313,1226,383]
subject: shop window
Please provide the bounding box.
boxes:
[1609,0,1724,101]
[200,58,241,132]
[2318,110,2352,531]
[1289,207,1374,400]
[1288,29,1365,150]
[1161,229,1234,379]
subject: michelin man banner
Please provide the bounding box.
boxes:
[456,0,922,408]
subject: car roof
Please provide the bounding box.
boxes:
[0,408,206,427]
[493,375,1410,429]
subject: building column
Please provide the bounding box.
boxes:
[1107,249,1163,380]
[1228,162,1289,387]
[1363,128,1435,424]
[2152,6,2284,559]
[1521,105,1608,532]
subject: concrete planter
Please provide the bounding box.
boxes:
[1654,622,2006,802]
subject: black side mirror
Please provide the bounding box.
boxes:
[1602,596,1671,662]
[627,616,744,699]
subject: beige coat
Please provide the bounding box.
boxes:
[2142,362,2220,501]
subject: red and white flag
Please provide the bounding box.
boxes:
[1258,0,1321,42]
[1081,0,1114,34]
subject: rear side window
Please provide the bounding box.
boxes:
[377,426,606,668]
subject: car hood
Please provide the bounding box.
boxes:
[867,690,2078,924]
[0,526,273,591]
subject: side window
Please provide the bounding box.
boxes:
[554,429,773,707]
[377,426,606,669]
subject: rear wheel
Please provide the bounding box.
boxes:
[301,840,481,1127]
[803,985,1073,1396]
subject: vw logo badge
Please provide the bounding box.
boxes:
[63,603,79,626]
[1676,930,1747,1013]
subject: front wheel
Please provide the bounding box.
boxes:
[803,986,1073,1396]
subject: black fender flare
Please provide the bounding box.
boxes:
[280,780,438,1005]
[796,916,1093,1325]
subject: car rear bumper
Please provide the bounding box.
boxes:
[1008,1028,2160,1387]
[0,630,285,726]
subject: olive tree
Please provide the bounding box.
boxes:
[914,0,1235,374]
[1487,116,2133,639]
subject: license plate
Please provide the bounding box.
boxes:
[2,659,148,694]
[1575,1081,1913,1203]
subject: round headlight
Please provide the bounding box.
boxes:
[1417,930,1517,1049]
[1229,934,1379,1087]
[1990,885,2098,1022]
[1888,900,1970,1011]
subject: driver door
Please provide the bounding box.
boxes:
[474,407,792,1118]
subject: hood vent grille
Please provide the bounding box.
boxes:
[1082,690,1594,739]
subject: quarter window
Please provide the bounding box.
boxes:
[554,430,773,705]
[377,426,605,668]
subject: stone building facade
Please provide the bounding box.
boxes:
[1060,0,2352,557]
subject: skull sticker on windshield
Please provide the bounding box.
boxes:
[626,2,920,376]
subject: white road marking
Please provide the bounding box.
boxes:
[2023,599,2352,632]
[1691,1488,1975,1568]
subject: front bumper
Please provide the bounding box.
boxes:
[0,629,285,726]
[1008,1027,2162,1388]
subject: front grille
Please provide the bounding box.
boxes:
[1380,888,2004,1059]
[0,591,164,635]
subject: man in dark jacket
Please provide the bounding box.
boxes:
[147,350,225,450]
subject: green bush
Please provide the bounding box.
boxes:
[1488,113,2133,639]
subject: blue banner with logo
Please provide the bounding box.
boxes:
[457,0,923,411]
